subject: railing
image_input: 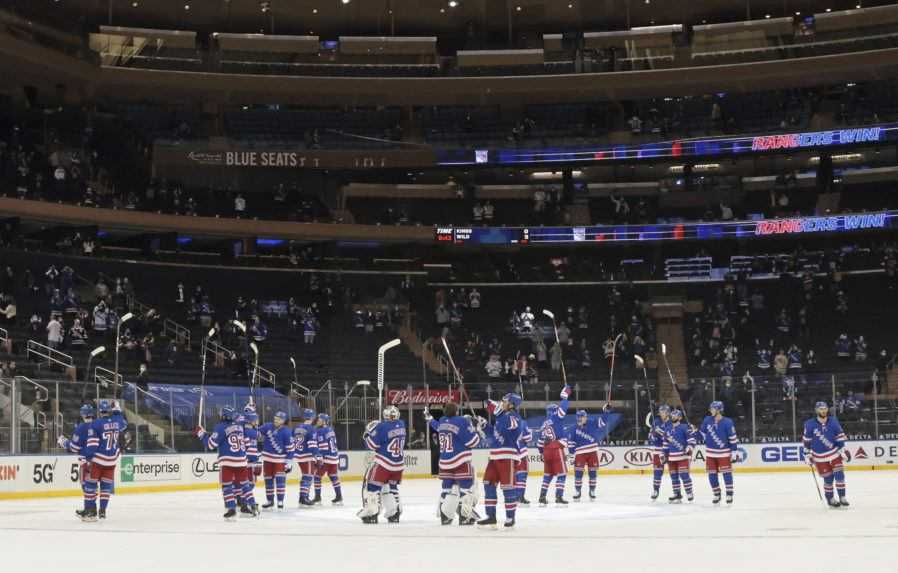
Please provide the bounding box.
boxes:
[164,318,191,349]
[94,366,123,389]
[0,327,9,355]
[26,340,75,380]
[123,382,176,451]
[0,326,8,342]
[253,365,277,391]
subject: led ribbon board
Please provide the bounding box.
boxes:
[435,211,898,246]
[435,124,897,166]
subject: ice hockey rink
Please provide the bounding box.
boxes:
[1,472,895,573]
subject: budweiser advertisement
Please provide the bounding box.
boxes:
[386,389,460,406]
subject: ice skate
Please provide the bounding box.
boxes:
[668,493,683,504]
[331,494,344,506]
[223,508,237,521]
[477,515,498,530]
[838,496,849,507]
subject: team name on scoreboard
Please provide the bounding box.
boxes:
[755,213,887,236]
[751,127,882,151]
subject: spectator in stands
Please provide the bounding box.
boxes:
[773,348,788,376]
[136,363,150,392]
[787,345,802,371]
[166,338,179,366]
[782,375,797,400]
[483,201,495,223]
[472,202,484,224]
[629,115,643,134]
[141,331,155,365]
[557,322,571,346]
[46,314,63,350]
[250,317,268,345]
[303,314,318,345]
[0,296,15,325]
[854,336,868,361]
[69,318,87,348]
[234,193,246,217]
[469,288,481,310]
[28,314,42,338]
[485,354,503,379]
[82,236,95,256]
[519,307,535,333]
[835,334,851,361]
[92,300,108,339]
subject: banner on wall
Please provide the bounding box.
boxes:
[2,441,896,498]
[386,389,461,406]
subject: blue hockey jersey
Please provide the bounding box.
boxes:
[315,425,339,465]
[243,424,260,465]
[201,421,248,468]
[649,418,672,452]
[364,419,407,471]
[538,397,570,451]
[292,423,318,464]
[429,415,481,470]
[802,416,847,463]
[258,423,295,464]
[662,422,696,462]
[698,415,738,458]
[84,414,128,467]
[518,425,533,459]
[62,421,93,462]
[483,411,524,462]
[569,416,608,456]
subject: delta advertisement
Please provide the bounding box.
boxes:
[1,441,895,499]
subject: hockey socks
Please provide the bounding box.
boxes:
[588,469,597,494]
[265,477,275,503]
[99,478,113,511]
[484,483,498,519]
[275,473,286,504]
[540,475,553,497]
[653,467,663,492]
[515,471,527,501]
[314,475,322,500]
[84,479,98,510]
[834,470,846,498]
[555,474,566,497]
[722,470,734,496]
[574,468,584,494]
[300,475,312,502]
[222,482,237,510]
[679,470,693,497]
[330,475,342,498]
[502,486,518,520]
[709,472,721,497]
[241,478,256,506]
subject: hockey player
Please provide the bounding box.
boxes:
[292,408,319,508]
[196,406,259,520]
[313,413,343,506]
[258,411,295,510]
[648,404,672,500]
[570,408,609,501]
[662,408,696,503]
[358,405,407,524]
[802,401,849,508]
[478,393,525,529]
[424,402,482,525]
[537,385,571,506]
[237,411,261,514]
[82,400,128,521]
[57,404,95,518]
[515,424,533,506]
[697,401,739,505]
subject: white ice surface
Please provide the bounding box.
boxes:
[1,472,896,573]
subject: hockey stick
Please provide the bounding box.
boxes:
[606,333,624,403]
[660,343,689,420]
[197,327,216,427]
[541,309,568,387]
[808,460,824,502]
[634,354,653,428]
[441,336,478,418]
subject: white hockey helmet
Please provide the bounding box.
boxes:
[383,405,400,420]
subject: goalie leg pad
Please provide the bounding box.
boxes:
[357,491,381,518]
[459,488,478,519]
[382,487,399,518]
[440,487,460,518]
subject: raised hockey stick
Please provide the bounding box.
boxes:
[634,354,653,427]
[660,343,689,420]
[197,327,216,427]
[542,309,568,387]
[606,333,624,403]
[441,336,478,418]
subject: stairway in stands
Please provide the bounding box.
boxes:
[651,299,690,408]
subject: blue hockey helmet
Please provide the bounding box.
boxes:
[815,401,829,412]
[97,399,111,414]
[576,409,588,418]
[243,411,259,425]
[318,413,331,425]
[546,403,559,416]
[235,414,246,424]
[79,404,95,419]
[709,401,724,413]
[502,393,523,409]
[658,404,671,415]
[670,409,683,420]
[220,406,236,422]
[274,410,288,423]
[302,408,316,421]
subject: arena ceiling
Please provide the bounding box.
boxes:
[13,0,895,41]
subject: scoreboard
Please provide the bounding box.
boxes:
[434,211,898,246]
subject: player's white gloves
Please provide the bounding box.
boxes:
[194,426,205,438]
[560,385,572,400]
[475,416,488,429]
[730,451,739,463]
[364,420,379,436]
[423,409,433,422]
[57,435,68,448]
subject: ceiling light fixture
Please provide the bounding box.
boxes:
[449,0,458,7]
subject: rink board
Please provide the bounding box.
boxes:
[1,440,896,499]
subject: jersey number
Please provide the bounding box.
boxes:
[227,434,243,453]
[439,433,454,454]
[387,437,405,458]
[102,431,119,452]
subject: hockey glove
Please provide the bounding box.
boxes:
[423,409,433,422]
[56,435,68,449]
[560,385,572,400]
[730,451,739,463]
[194,426,205,438]
[284,464,293,475]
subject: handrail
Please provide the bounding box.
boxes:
[204,339,231,359]
[164,318,191,349]
[255,365,277,389]
[95,366,123,389]
[124,381,171,407]
[0,327,8,341]
[14,376,49,429]
[26,340,74,370]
